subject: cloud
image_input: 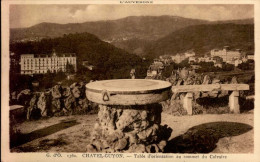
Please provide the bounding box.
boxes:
[10,4,254,28]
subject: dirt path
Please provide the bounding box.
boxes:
[11,111,254,153]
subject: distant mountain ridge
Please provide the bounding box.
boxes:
[10,16,254,55]
[144,23,254,58]
[10,16,210,41]
[211,18,254,25]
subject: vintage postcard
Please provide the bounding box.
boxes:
[1,0,260,162]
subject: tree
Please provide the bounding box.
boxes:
[162,62,178,78]
[213,56,223,62]
[66,61,75,74]
[222,63,234,71]
[237,62,250,70]
[178,59,190,68]
[55,70,66,82]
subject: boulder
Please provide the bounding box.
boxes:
[70,82,79,89]
[128,144,146,153]
[51,98,61,114]
[17,89,32,106]
[145,127,153,138]
[37,92,50,117]
[146,144,160,153]
[184,76,194,85]
[27,94,38,120]
[78,82,86,98]
[157,140,167,152]
[137,130,147,140]
[115,138,128,151]
[92,140,103,151]
[140,120,149,130]
[51,85,62,99]
[116,109,137,131]
[71,86,81,98]
[106,134,118,143]
[140,111,147,120]
[86,144,98,152]
[125,132,138,145]
[78,98,89,110]
[62,87,71,97]
[64,95,76,111]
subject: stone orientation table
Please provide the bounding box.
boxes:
[85,79,172,153]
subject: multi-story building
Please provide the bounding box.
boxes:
[210,46,241,62]
[20,51,76,75]
[247,55,254,60]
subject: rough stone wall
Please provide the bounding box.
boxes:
[87,104,172,153]
[14,82,97,120]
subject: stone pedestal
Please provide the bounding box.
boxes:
[86,104,172,153]
[229,91,240,114]
[183,93,193,115]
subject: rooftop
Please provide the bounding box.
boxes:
[21,53,76,58]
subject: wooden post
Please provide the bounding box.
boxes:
[229,91,240,114]
[183,93,193,115]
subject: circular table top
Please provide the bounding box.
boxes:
[86,79,172,94]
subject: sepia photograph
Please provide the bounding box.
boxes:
[2,1,259,161]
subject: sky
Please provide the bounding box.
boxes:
[10,4,254,28]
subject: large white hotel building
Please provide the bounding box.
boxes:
[20,51,76,75]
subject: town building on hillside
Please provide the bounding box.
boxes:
[247,55,254,60]
[20,51,76,75]
[234,59,243,67]
[188,56,196,64]
[147,63,164,77]
[147,70,158,77]
[184,51,196,58]
[210,46,242,62]
[159,55,172,65]
[152,61,164,70]
[190,65,201,70]
[198,56,216,63]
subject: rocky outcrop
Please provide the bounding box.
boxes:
[27,94,38,120]
[37,92,51,117]
[17,82,94,120]
[51,85,62,99]
[17,89,32,107]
